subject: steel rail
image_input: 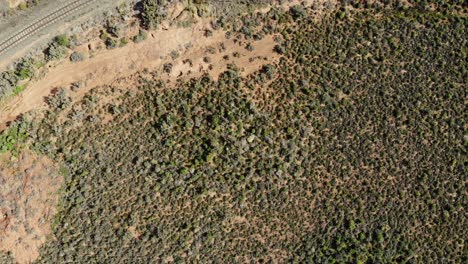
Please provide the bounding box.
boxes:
[0,0,96,56]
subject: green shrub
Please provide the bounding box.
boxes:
[105,38,117,49]
[14,58,36,80]
[55,34,69,47]
[47,88,71,110]
[132,30,148,43]
[140,0,169,29]
[69,52,85,62]
[100,31,110,41]
[18,2,27,10]
[0,123,28,154]
[163,62,173,73]
[13,85,26,95]
[0,71,19,97]
[261,64,276,79]
[120,38,129,47]
[107,24,122,38]
[204,29,213,37]
[46,42,68,61]
[273,44,285,54]
[170,50,180,60]
[289,5,307,20]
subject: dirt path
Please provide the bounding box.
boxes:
[0,15,281,130]
[0,0,334,131]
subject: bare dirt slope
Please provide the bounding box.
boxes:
[0,16,280,130]
[0,150,63,264]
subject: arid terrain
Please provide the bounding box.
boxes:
[0,13,281,130]
[0,0,466,263]
[0,150,62,264]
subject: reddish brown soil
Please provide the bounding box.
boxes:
[0,150,62,264]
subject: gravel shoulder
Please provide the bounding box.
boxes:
[0,0,123,70]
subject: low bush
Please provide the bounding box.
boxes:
[140,0,170,29]
[14,58,36,80]
[107,24,122,38]
[55,34,69,47]
[13,84,26,95]
[163,62,173,73]
[132,29,148,43]
[105,38,117,49]
[47,88,71,111]
[0,123,28,155]
[46,43,68,61]
[0,71,19,97]
[120,38,129,47]
[69,52,85,62]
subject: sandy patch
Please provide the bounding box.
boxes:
[7,0,26,8]
[0,150,63,264]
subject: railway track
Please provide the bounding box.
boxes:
[0,0,96,56]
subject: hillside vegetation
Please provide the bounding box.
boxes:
[0,1,466,263]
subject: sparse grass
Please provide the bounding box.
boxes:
[120,37,129,47]
[13,84,26,95]
[18,2,27,11]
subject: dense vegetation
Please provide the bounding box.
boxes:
[0,1,466,263]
